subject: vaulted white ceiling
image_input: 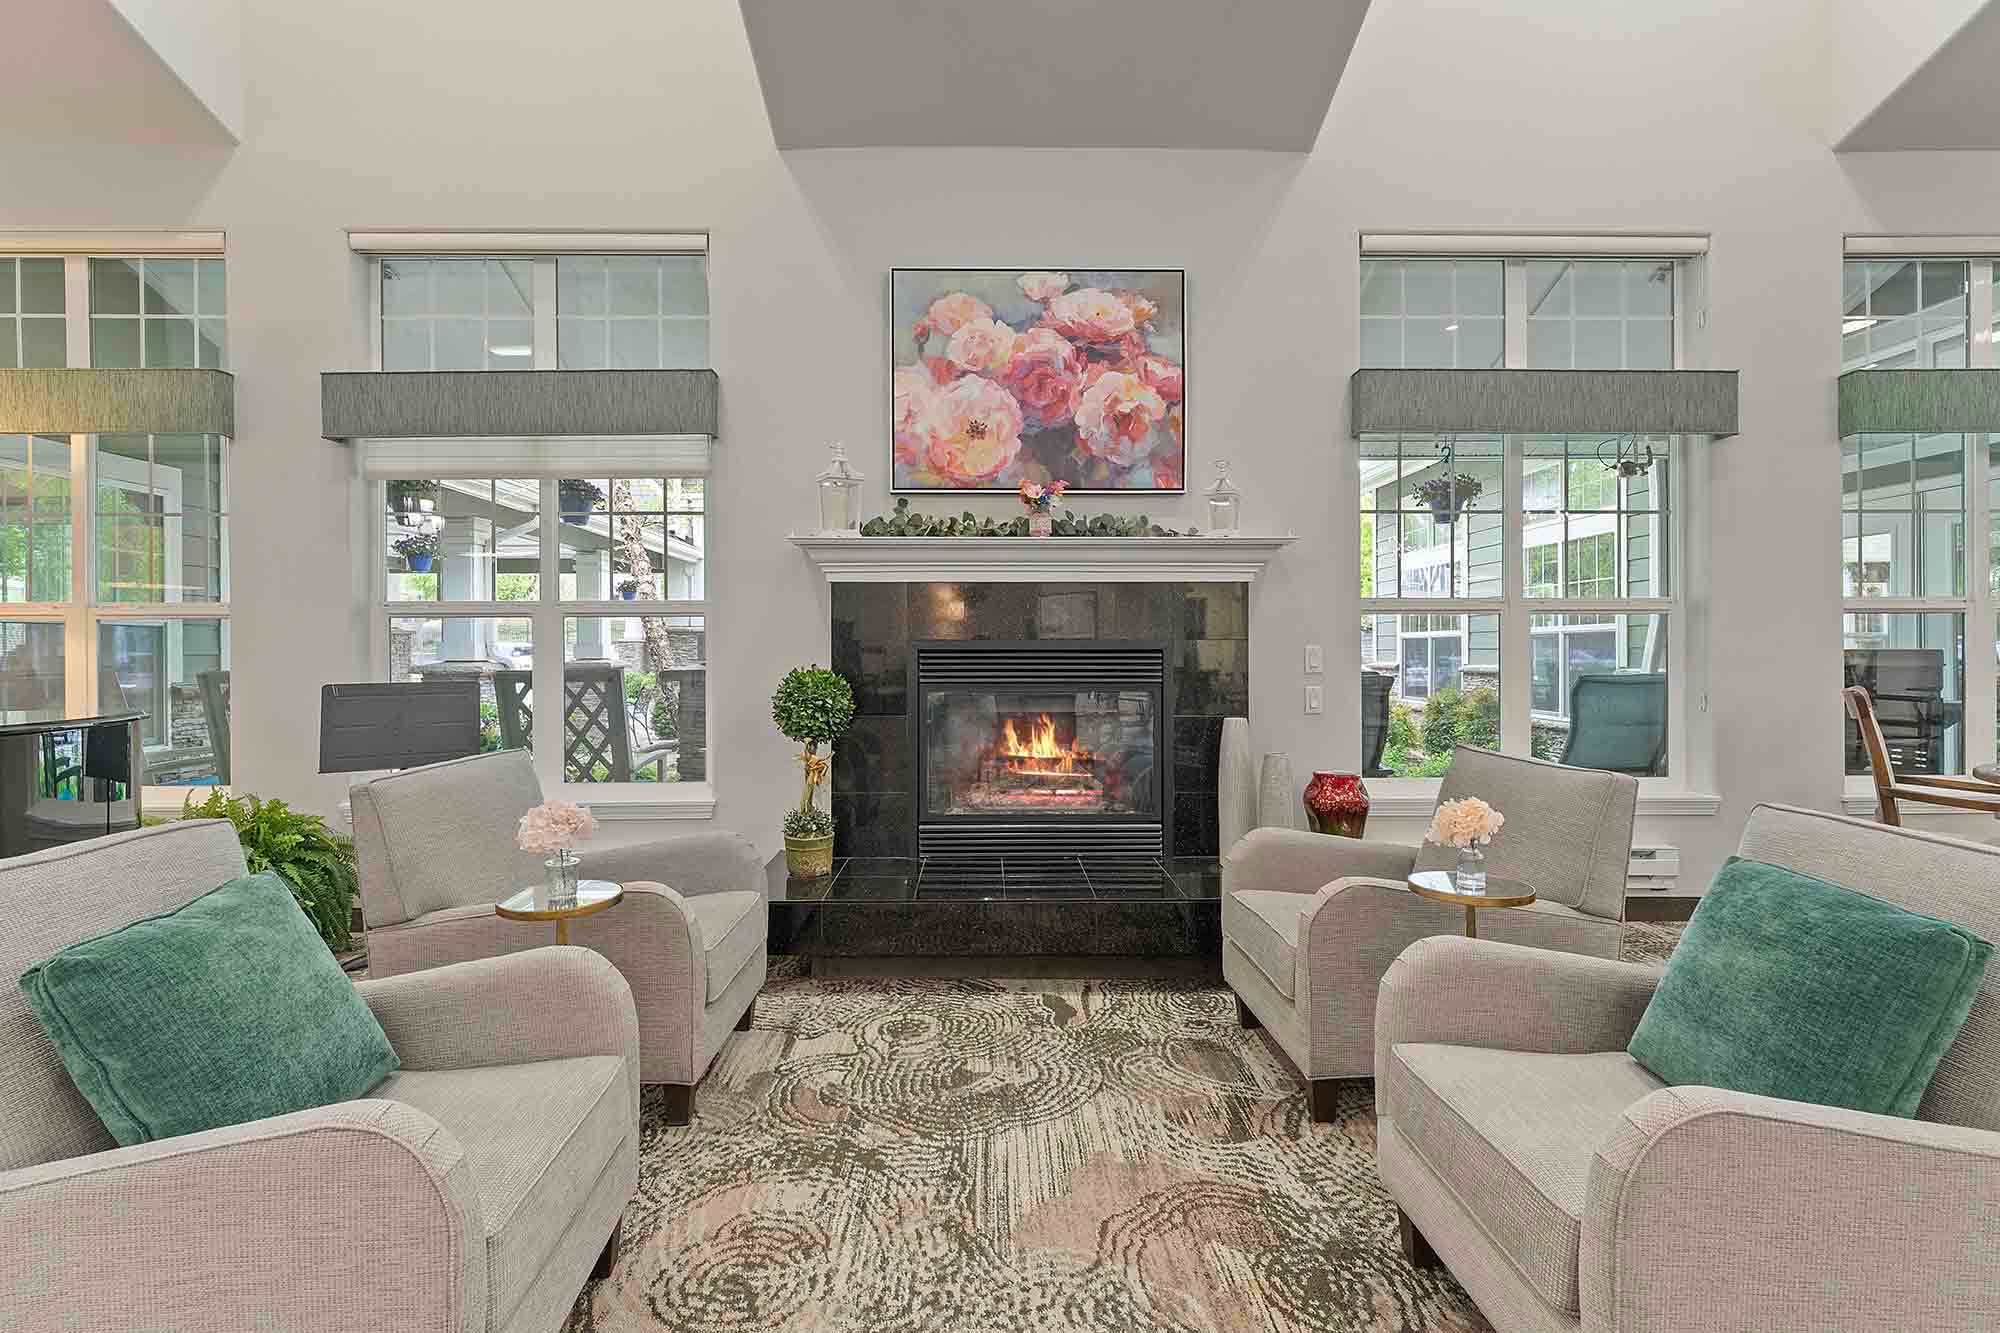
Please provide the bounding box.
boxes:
[739,0,1374,150]
[0,0,240,147]
[1834,0,2000,150]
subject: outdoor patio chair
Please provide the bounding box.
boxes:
[1558,672,1667,775]
[495,663,673,782]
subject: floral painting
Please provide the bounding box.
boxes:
[892,269,1186,492]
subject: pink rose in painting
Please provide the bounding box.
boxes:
[1017,271,1071,303]
[1001,327,1084,431]
[1045,288,1138,344]
[923,376,1025,484]
[912,292,994,346]
[944,317,1019,375]
[1134,354,1183,403]
[894,363,940,466]
[1074,368,1167,466]
[1116,289,1160,328]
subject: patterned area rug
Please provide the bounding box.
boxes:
[566,928,1680,1333]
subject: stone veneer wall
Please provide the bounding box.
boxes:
[829,582,1247,858]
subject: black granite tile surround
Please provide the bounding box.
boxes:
[768,854,1224,958]
[831,582,1245,861]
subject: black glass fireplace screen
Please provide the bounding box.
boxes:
[923,690,1158,819]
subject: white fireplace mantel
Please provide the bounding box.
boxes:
[787,534,1297,583]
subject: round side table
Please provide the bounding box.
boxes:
[496,879,623,945]
[1406,870,1536,939]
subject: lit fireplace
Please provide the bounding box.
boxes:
[914,641,1169,857]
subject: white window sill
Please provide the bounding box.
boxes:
[1362,777,1722,819]
[561,781,716,820]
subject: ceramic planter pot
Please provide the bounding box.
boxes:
[619,588,638,601]
[1303,770,1370,838]
[784,832,834,878]
[405,553,435,573]
[560,494,594,525]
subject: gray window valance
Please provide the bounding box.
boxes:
[320,369,719,441]
[1349,369,1738,437]
[1838,369,2000,436]
[0,369,235,436]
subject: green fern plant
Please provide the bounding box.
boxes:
[180,791,359,951]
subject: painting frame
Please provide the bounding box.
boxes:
[890,266,1188,495]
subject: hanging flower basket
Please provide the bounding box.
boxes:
[1412,473,1483,524]
[558,479,605,526]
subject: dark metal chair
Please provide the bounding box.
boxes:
[1360,669,1396,777]
[1558,672,1667,776]
[495,664,672,782]
[1843,648,1961,776]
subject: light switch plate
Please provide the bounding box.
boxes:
[1304,684,1323,715]
[1304,643,1323,673]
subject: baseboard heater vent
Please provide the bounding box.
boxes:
[1627,846,1680,892]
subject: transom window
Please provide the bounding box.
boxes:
[375,253,709,372]
[1357,251,1684,783]
[0,250,230,788]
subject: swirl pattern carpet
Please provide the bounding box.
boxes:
[568,930,1678,1332]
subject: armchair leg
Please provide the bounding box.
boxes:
[1309,1079,1343,1123]
[591,1219,622,1282]
[735,998,756,1032]
[659,1084,694,1126]
[1398,1207,1441,1269]
[1235,994,1261,1029]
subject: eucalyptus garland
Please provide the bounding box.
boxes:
[859,497,1196,538]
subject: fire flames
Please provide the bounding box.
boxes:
[997,714,1093,776]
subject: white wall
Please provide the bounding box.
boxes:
[4,0,1999,887]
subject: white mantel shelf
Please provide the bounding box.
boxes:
[788,534,1297,583]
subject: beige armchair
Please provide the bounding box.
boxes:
[1222,747,1636,1119]
[1379,804,2000,1332]
[0,820,639,1333]
[351,748,766,1123]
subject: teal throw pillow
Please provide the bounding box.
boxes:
[19,871,399,1146]
[1628,857,1991,1118]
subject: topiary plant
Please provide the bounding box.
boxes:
[180,790,358,950]
[772,665,855,830]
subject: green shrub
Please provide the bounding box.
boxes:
[1385,700,1418,761]
[773,666,855,820]
[179,791,358,951]
[1421,686,1462,758]
[1459,685,1501,750]
[1531,721,1567,762]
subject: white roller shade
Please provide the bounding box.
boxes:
[358,436,711,479]
[0,228,225,255]
[1361,232,1708,257]
[348,231,707,255]
[1846,235,2000,257]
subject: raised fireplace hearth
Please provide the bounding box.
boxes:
[915,640,1169,858]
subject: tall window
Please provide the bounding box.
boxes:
[1358,254,1681,781]
[365,245,711,797]
[1839,256,1999,781]
[0,250,230,787]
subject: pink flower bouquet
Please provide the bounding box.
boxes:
[1018,478,1068,514]
[1424,797,1504,850]
[893,269,1185,493]
[516,799,598,855]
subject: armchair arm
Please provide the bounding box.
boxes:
[0,1100,485,1333]
[1582,1086,2000,1331]
[359,946,640,1117]
[1222,826,1419,896]
[581,830,765,900]
[1375,936,1660,1112]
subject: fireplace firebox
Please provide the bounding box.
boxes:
[913,641,1170,857]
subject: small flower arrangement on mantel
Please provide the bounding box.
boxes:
[858,497,1197,538]
[517,798,598,907]
[392,530,441,573]
[1412,473,1484,523]
[1425,796,1504,892]
[1018,479,1068,536]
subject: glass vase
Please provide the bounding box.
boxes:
[1029,511,1053,537]
[544,849,580,908]
[1454,845,1487,894]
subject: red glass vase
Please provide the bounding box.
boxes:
[1303,771,1370,838]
